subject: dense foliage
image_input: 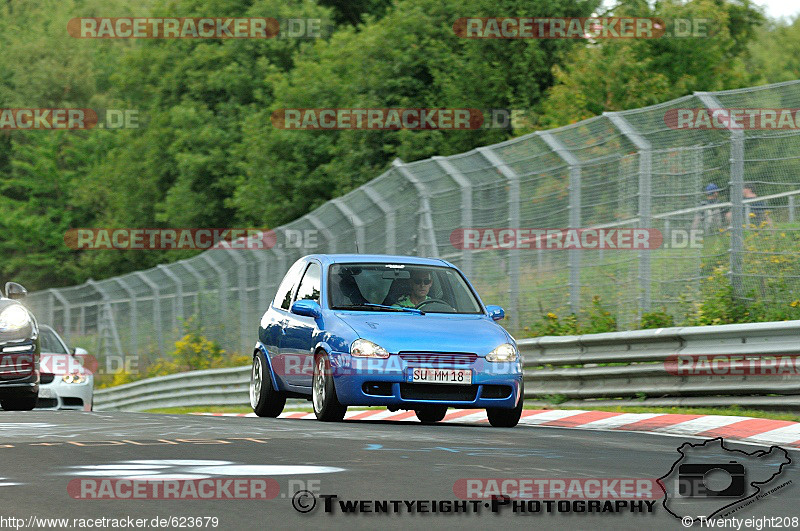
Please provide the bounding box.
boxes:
[0,0,789,291]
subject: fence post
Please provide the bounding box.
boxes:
[392,159,439,257]
[251,250,271,327]
[113,278,137,362]
[537,131,582,315]
[362,184,396,254]
[86,279,124,361]
[270,246,288,280]
[201,253,228,344]
[696,93,744,298]
[306,214,337,254]
[176,260,205,320]
[331,198,366,253]
[476,147,520,332]
[133,272,163,355]
[433,155,474,277]
[606,111,653,316]
[222,248,251,355]
[47,290,55,330]
[157,264,184,333]
[49,289,71,344]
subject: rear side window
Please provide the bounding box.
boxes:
[295,262,321,303]
[273,261,306,311]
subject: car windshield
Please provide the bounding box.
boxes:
[40,328,69,354]
[328,263,482,314]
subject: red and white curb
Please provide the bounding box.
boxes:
[194,409,800,448]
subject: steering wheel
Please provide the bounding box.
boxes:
[415,298,456,311]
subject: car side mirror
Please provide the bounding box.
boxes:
[486,305,505,321]
[72,347,89,357]
[291,299,322,319]
[5,282,27,300]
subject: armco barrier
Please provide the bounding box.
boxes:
[94,320,800,412]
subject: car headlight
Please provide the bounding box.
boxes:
[62,372,87,384]
[0,305,31,331]
[350,339,389,359]
[486,343,517,362]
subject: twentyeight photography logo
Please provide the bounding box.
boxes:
[658,438,791,524]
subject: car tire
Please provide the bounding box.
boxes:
[486,381,524,428]
[250,351,286,417]
[312,353,346,422]
[414,405,448,424]
[1,392,38,411]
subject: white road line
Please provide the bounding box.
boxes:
[574,413,662,429]
[653,415,752,435]
[743,424,800,445]
[447,411,488,423]
[517,410,590,425]
[353,410,406,421]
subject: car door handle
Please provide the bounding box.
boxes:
[279,319,288,335]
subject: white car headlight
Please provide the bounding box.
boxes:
[486,343,517,362]
[350,339,389,359]
[62,372,87,384]
[0,305,31,331]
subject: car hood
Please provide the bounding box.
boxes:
[333,312,512,356]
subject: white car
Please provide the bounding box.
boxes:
[35,325,93,411]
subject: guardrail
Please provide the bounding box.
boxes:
[95,320,800,412]
[94,366,251,411]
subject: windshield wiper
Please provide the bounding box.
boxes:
[338,303,424,315]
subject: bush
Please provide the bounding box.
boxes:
[105,317,252,384]
[684,266,749,326]
[525,296,616,337]
[640,309,675,329]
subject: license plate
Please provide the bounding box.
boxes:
[38,387,55,399]
[411,368,472,385]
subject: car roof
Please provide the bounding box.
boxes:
[305,254,453,267]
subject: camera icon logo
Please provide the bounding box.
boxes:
[658,437,792,523]
[677,461,745,497]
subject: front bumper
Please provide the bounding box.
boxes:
[35,377,93,411]
[329,351,522,409]
[0,338,39,395]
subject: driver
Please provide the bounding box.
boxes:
[395,270,432,308]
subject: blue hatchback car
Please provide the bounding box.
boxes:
[250,255,523,427]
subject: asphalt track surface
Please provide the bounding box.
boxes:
[1,411,798,530]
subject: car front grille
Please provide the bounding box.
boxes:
[398,352,478,366]
[400,383,478,401]
[35,398,58,408]
[481,384,512,399]
[62,397,84,408]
